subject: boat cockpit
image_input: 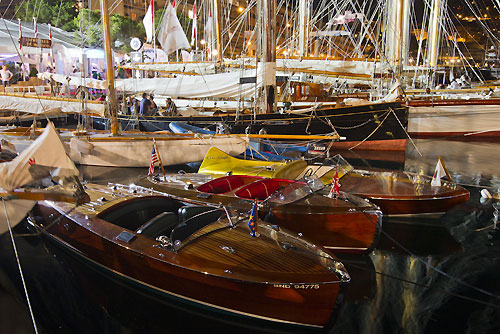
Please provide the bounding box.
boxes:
[98,197,226,250]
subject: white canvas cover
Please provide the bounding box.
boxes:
[0,94,105,116]
[0,122,79,191]
[40,69,264,99]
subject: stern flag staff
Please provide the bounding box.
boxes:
[328,168,340,198]
[248,201,258,237]
[148,139,166,176]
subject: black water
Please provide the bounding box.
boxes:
[1,139,500,333]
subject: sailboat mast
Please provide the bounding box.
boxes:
[213,0,223,66]
[298,0,311,58]
[256,0,276,113]
[427,0,442,87]
[100,0,119,136]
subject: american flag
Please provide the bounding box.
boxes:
[148,145,160,176]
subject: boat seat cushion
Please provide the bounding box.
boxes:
[136,212,179,239]
[171,207,225,245]
[178,205,224,223]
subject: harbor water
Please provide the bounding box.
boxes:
[1,138,500,333]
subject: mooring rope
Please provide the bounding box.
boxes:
[2,198,39,333]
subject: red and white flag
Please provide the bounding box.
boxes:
[143,0,154,43]
[18,19,22,49]
[33,17,38,39]
[431,159,446,187]
[191,1,197,46]
[328,169,340,198]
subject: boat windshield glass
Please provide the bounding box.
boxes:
[266,176,325,205]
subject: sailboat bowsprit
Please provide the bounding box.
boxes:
[29,183,350,331]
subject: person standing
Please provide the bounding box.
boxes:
[139,92,151,116]
[0,65,13,90]
[148,95,157,115]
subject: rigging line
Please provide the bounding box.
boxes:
[340,189,500,302]
[55,0,64,26]
[0,18,52,123]
[2,199,39,334]
[341,258,500,310]
[79,0,124,45]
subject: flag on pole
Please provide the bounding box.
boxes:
[328,169,340,198]
[18,19,22,50]
[191,1,197,46]
[248,201,258,237]
[148,144,160,176]
[431,159,446,187]
[143,0,154,43]
[33,17,38,39]
[206,11,213,58]
[49,24,52,40]
[157,3,191,54]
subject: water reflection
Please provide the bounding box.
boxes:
[1,139,500,333]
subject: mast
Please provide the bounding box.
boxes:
[298,0,311,58]
[257,0,276,113]
[384,0,410,75]
[100,0,119,135]
[427,0,443,87]
[213,0,223,66]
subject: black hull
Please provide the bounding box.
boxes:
[92,101,408,143]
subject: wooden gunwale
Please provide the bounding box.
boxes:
[140,177,382,253]
[33,187,344,329]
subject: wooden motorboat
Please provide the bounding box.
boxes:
[335,168,470,215]
[29,183,350,331]
[139,173,383,254]
[197,148,470,215]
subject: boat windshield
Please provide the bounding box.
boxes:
[266,176,325,205]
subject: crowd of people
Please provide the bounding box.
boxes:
[119,93,178,117]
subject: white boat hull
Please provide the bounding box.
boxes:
[69,135,249,167]
[408,105,500,138]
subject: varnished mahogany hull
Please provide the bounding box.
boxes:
[32,201,344,330]
[141,179,382,254]
[339,170,470,215]
[270,210,381,253]
[366,193,470,215]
